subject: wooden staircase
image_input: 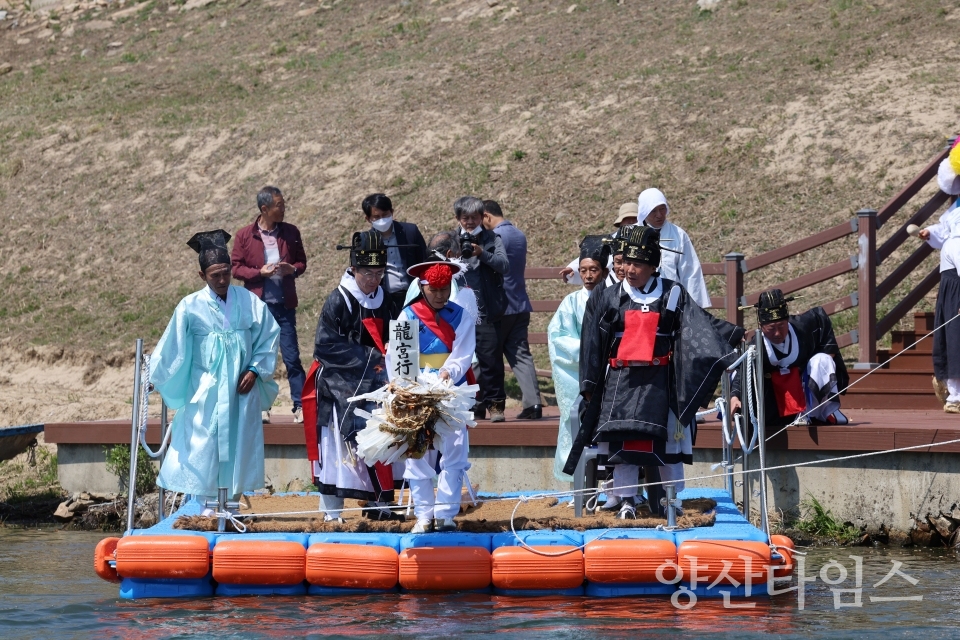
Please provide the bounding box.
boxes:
[843,312,941,410]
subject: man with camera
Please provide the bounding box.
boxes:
[454,196,510,421]
[482,200,544,419]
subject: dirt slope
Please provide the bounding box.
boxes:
[1,0,959,424]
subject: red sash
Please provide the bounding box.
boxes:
[302,360,321,462]
[616,309,659,363]
[771,367,805,417]
[361,317,387,355]
[409,298,477,385]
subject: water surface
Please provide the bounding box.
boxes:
[2,528,958,639]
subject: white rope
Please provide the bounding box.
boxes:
[223,431,960,523]
[137,353,172,459]
[507,494,614,557]
[766,309,960,443]
[213,510,247,533]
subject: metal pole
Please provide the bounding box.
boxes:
[217,487,228,533]
[720,371,735,500]
[158,400,168,521]
[755,325,770,537]
[856,208,878,367]
[739,345,750,519]
[125,339,144,534]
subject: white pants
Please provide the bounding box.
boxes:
[606,462,685,498]
[948,379,960,403]
[403,425,470,520]
[805,353,842,421]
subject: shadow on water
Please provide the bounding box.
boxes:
[3,529,960,639]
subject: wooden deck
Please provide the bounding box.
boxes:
[44,407,960,453]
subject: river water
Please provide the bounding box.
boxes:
[2,528,959,639]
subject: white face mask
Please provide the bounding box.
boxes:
[371,216,393,233]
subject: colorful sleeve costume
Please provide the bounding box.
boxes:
[400,260,477,527]
[930,143,960,408]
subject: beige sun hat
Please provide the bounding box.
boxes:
[614,202,639,227]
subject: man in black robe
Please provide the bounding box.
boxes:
[305,230,402,522]
[564,226,744,519]
[731,289,849,427]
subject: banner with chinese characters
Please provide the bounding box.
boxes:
[388,318,420,381]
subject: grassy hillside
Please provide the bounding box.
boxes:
[1,0,959,361]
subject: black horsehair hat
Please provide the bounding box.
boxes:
[336,230,387,268]
[609,226,632,256]
[622,225,663,266]
[755,289,793,325]
[187,229,231,254]
[187,229,231,271]
[579,235,612,267]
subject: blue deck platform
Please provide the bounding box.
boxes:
[118,487,774,599]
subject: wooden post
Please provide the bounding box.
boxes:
[857,208,878,366]
[724,252,744,326]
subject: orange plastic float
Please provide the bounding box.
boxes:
[115,535,210,580]
[398,547,491,591]
[212,540,306,585]
[584,539,678,584]
[770,534,796,578]
[306,543,398,590]
[677,540,773,586]
[491,546,584,590]
[94,537,121,583]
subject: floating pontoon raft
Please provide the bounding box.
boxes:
[94,487,795,599]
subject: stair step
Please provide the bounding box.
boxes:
[913,311,936,333]
[842,393,942,410]
[889,331,934,353]
[875,351,933,370]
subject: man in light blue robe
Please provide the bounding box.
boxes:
[548,236,611,482]
[150,229,281,499]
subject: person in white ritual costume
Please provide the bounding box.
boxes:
[731,289,849,426]
[309,230,404,523]
[548,235,610,483]
[920,142,960,413]
[149,229,280,500]
[560,202,637,286]
[635,188,711,309]
[392,259,476,533]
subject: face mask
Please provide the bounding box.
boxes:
[371,216,393,232]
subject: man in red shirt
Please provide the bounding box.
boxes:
[231,186,308,423]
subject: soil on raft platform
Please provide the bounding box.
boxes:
[174,494,719,534]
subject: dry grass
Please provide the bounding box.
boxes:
[1,0,959,402]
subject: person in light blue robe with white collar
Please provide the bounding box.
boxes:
[149,229,281,499]
[548,236,611,482]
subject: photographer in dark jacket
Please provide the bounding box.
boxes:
[362,193,427,311]
[454,196,510,421]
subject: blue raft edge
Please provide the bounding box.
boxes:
[117,488,771,599]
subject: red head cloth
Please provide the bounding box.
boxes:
[422,263,454,288]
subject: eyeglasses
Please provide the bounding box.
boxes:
[355,269,384,280]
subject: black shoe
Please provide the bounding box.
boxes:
[517,404,543,420]
[472,404,486,420]
[363,506,406,522]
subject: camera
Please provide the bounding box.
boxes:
[459,231,476,258]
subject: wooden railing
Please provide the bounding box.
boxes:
[522,141,956,373]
